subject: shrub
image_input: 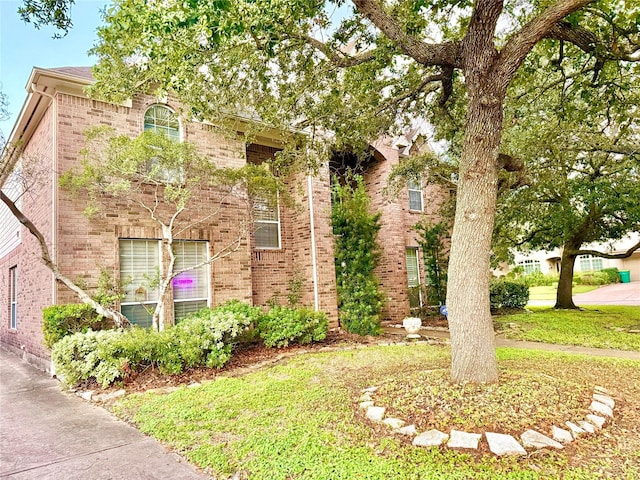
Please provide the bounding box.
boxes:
[520,271,558,287]
[171,306,254,369]
[575,271,609,286]
[52,329,125,387]
[257,306,328,348]
[42,304,114,349]
[490,280,529,310]
[51,302,254,387]
[600,267,620,284]
[332,175,384,336]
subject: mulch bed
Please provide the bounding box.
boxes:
[85,329,403,395]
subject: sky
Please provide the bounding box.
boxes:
[0,0,110,137]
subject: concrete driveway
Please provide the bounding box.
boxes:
[0,348,211,479]
[528,281,640,306]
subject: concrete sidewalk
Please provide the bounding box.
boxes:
[0,348,211,480]
[528,281,640,307]
[384,327,640,361]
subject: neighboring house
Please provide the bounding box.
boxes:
[502,233,640,281]
[0,66,446,371]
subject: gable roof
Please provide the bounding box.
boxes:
[45,66,94,81]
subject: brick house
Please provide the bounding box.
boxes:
[1,66,445,371]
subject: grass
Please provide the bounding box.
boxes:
[528,285,599,301]
[111,344,640,479]
[495,306,640,351]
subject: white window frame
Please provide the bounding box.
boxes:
[119,239,161,328]
[143,104,184,183]
[578,254,603,272]
[143,104,181,141]
[119,239,210,327]
[406,247,423,308]
[172,240,210,319]
[408,177,424,212]
[9,266,17,330]
[517,259,541,275]
[254,194,281,249]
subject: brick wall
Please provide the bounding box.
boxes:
[55,92,254,311]
[365,138,447,323]
[0,104,55,369]
[247,145,338,325]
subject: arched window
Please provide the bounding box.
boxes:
[143,105,180,141]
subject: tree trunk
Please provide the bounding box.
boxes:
[445,2,507,384]
[555,244,580,309]
[447,90,505,382]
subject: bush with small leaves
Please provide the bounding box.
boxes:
[42,304,115,349]
[490,280,529,311]
[51,302,255,387]
[599,267,620,284]
[257,306,328,348]
[52,329,125,387]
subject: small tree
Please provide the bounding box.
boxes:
[63,127,278,331]
[331,174,383,336]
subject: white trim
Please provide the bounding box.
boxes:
[9,266,17,330]
[308,175,319,311]
[408,177,424,212]
[254,193,281,250]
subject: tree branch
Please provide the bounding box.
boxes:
[351,0,461,67]
[296,33,378,67]
[497,0,596,82]
[577,239,640,259]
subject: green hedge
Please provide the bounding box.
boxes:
[257,306,328,348]
[51,301,330,387]
[52,303,254,387]
[490,280,530,310]
[42,304,114,349]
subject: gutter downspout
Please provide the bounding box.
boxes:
[30,84,57,306]
[307,174,319,311]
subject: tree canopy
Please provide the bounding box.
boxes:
[494,50,640,307]
[69,0,640,382]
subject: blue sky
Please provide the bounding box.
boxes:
[0,0,110,136]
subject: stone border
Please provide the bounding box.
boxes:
[358,385,615,456]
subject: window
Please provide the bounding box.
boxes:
[9,267,17,330]
[579,254,603,272]
[406,248,422,308]
[119,239,210,327]
[254,195,281,249]
[143,105,183,183]
[172,241,209,318]
[144,105,180,141]
[408,177,423,211]
[120,239,160,328]
[517,259,541,275]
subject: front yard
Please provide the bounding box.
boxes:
[110,341,640,479]
[528,285,599,300]
[495,306,640,351]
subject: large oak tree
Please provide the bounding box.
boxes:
[23,0,640,382]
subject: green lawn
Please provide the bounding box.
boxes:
[112,345,640,479]
[495,306,640,351]
[528,285,599,300]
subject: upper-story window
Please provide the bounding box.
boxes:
[408,177,423,212]
[143,105,183,182]
[254,194,281,249]
[144,105,180,141]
